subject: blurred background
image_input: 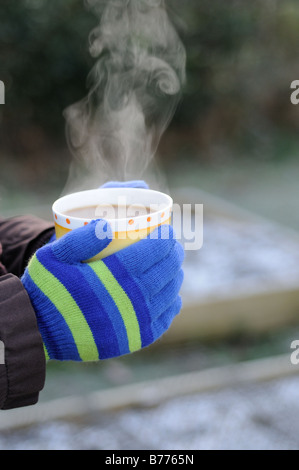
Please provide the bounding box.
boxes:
[1,0,299,450]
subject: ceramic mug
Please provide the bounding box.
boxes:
[52,187,173,260]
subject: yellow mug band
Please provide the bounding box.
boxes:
[55,218,171,260]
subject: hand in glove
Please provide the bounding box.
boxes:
[22,219,184,361]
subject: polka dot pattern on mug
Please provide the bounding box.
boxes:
[53,207,171,233]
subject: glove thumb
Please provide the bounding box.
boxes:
[101,181,149,189]
[51,219,113,264]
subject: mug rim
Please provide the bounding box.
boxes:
[52,187,173,233]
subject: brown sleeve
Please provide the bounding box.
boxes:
[0,215,55,277]
[0,274,46,410]
[0,215,55,409]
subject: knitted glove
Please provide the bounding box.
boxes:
[101,180,149,189]
[21,220,184,362]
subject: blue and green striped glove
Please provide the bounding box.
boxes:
[21,220,184,362]
[101,180,149,189]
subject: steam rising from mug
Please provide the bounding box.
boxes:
[63,0,186,192]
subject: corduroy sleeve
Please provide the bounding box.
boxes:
[0,274,46,410]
